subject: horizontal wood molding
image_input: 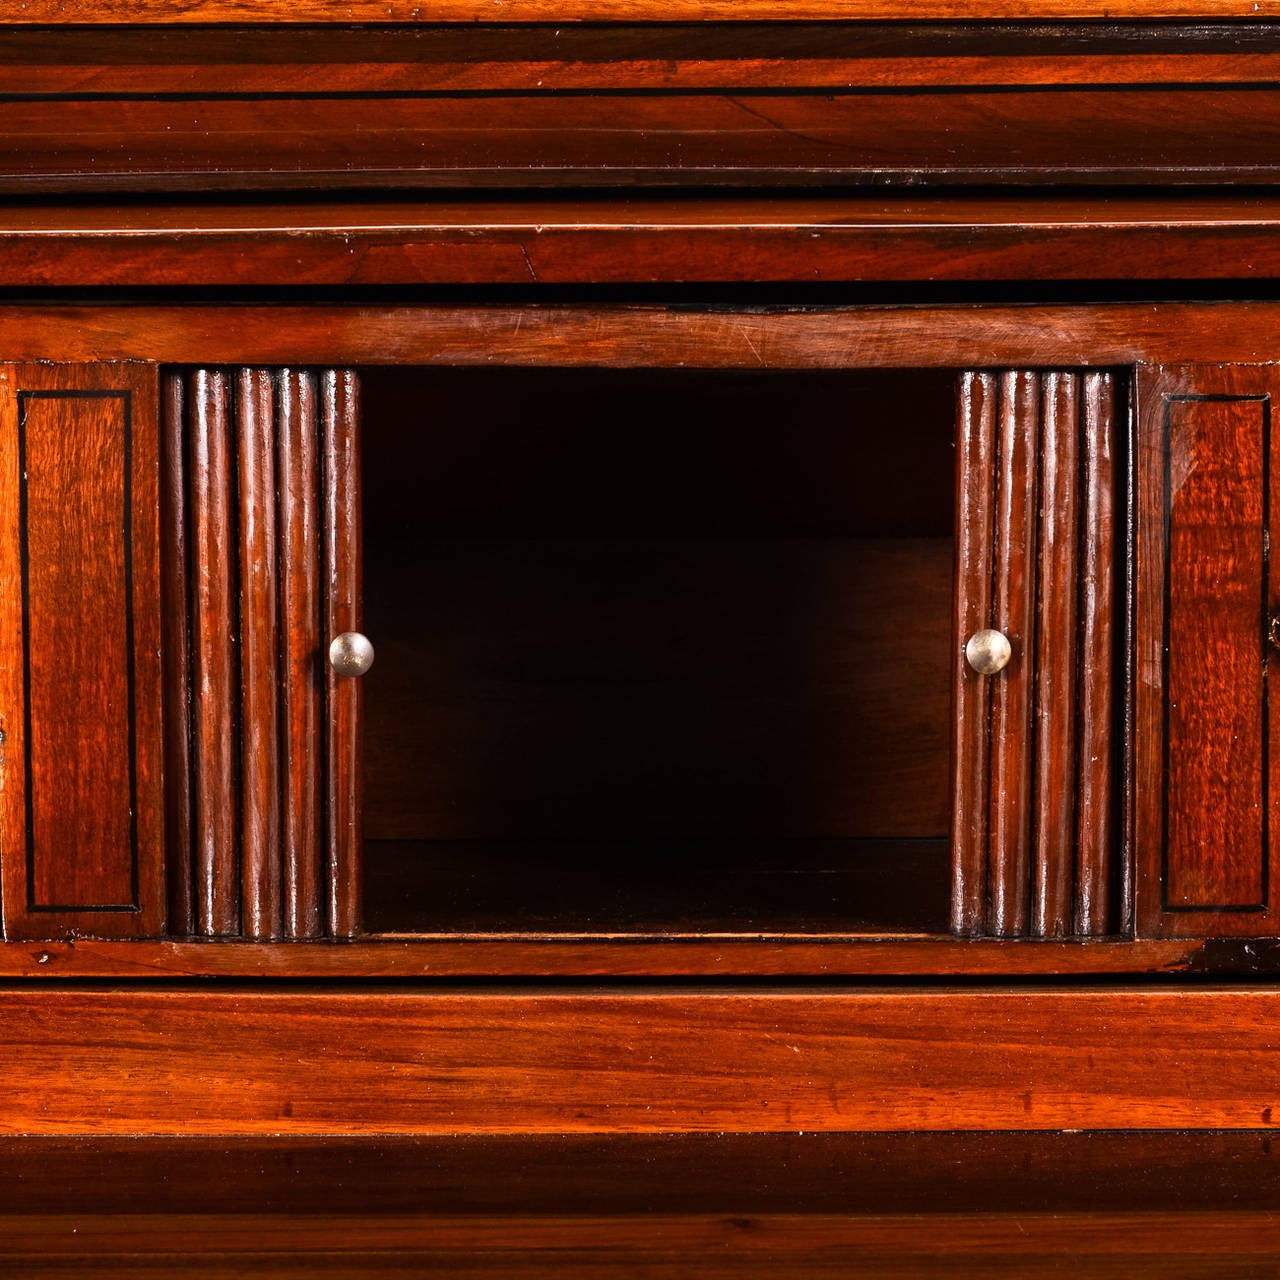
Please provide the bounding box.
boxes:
[0,937,1215,978]
[3,3,1280,22]
[2,198,1280,283]
[0,987,1278,1134]
[3,303,1280,370]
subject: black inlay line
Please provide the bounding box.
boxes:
[3,81,1280,105]
[20,388,139,915]
[1161,391,1271,916]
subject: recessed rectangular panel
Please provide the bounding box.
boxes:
[21,390,136,911]
[0,364,162,940]
[1164,394,1268,912]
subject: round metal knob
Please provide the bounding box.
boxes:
[329,631,375,678]
[965,628,1012,676]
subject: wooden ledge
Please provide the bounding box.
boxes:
[1,196,1280,285]
[0,986,1278,1135]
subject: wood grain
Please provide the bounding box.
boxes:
[3,302,1280,370]
[278,371,324,940]
[0,364,162,941]
[1,87,1280,193]
[1077,371,1117,935]
[987,372,1038,937]
[160,373,194,938]
[3,197,1280,285]
[237,370,282,940]
[188,370,240,938]
[323,370,362,939]
[4,25,1280,94]
[1032,373,1079,937]
[1,987,1280,1134]
[3,1,1279,24]
[1136,365,1280,937]
[950,372,995,937]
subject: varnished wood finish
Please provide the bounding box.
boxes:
[6,25,1280,94]
[0,936,1213,978]
[951,374,995,938]
[1077,372,1119,935]
[0,364,162,941]
[278,372,324,940]
[168,368,360,940]
[1,987,1279,1134]
[1136,365,1280,937]
[187,371,240,937]
[1033,373,1079,937]
[3,2,1279,23]
[3,302,1280,370]
[160,373,194,938]
[5,197,1280,284]
[952,371,1118,939]
[3,87,1280,192]
[237,370,282,940]
[323,371,362,939]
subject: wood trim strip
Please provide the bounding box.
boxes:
[1,303,1280,370]
[323,370,363,939]
[3,2,1279,24]
[279,370,324,940]
[236,369,282,940]
[188,370,239,938]
[987,372,1038,937]
[1076,371,1117,935]
[950,372,995,936]
[1032,373,1079,938]
[2,987,1280,1135]
[161,373,194,938]
[0,936,1222,978]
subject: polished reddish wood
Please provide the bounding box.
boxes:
[0,364,162,941]
[951,373,995,937]
[323,371,362,939]
[988,372,1038,936]
[160,373,194,937]
[2,302,1280,370]
[2,197,1280,284]
[1033,373,1079,937]
[1077,372,1119,934]
[4,25,1280,93]
[0,937,1212,978]
[4,1,1278,23]
[1136,365,1280,937]
[1,88,1279,192]
[2,987,1280,1134]
[237,370,283,939]
[187,371,240,937]
[278,371,324,939]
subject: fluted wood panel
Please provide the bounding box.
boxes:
[164,368,360,939]
[951,370,1118,938]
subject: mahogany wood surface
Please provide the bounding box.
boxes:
[4,1,1280,22]
[4,24,1280,93]
[0,364,162,941]
[0,936,1215,977]
[3,303,1280,369]
[323,371,363,939]
[237,369,283,940]
[1135,365,1280,938]
[0,986,1278,1134]
[187,370,240,937]
[4,197,1280,284]
[278,372,325,940]
[4,86,1280,192]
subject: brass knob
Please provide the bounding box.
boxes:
[329,631,375,677]
[965,628,1012,676]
